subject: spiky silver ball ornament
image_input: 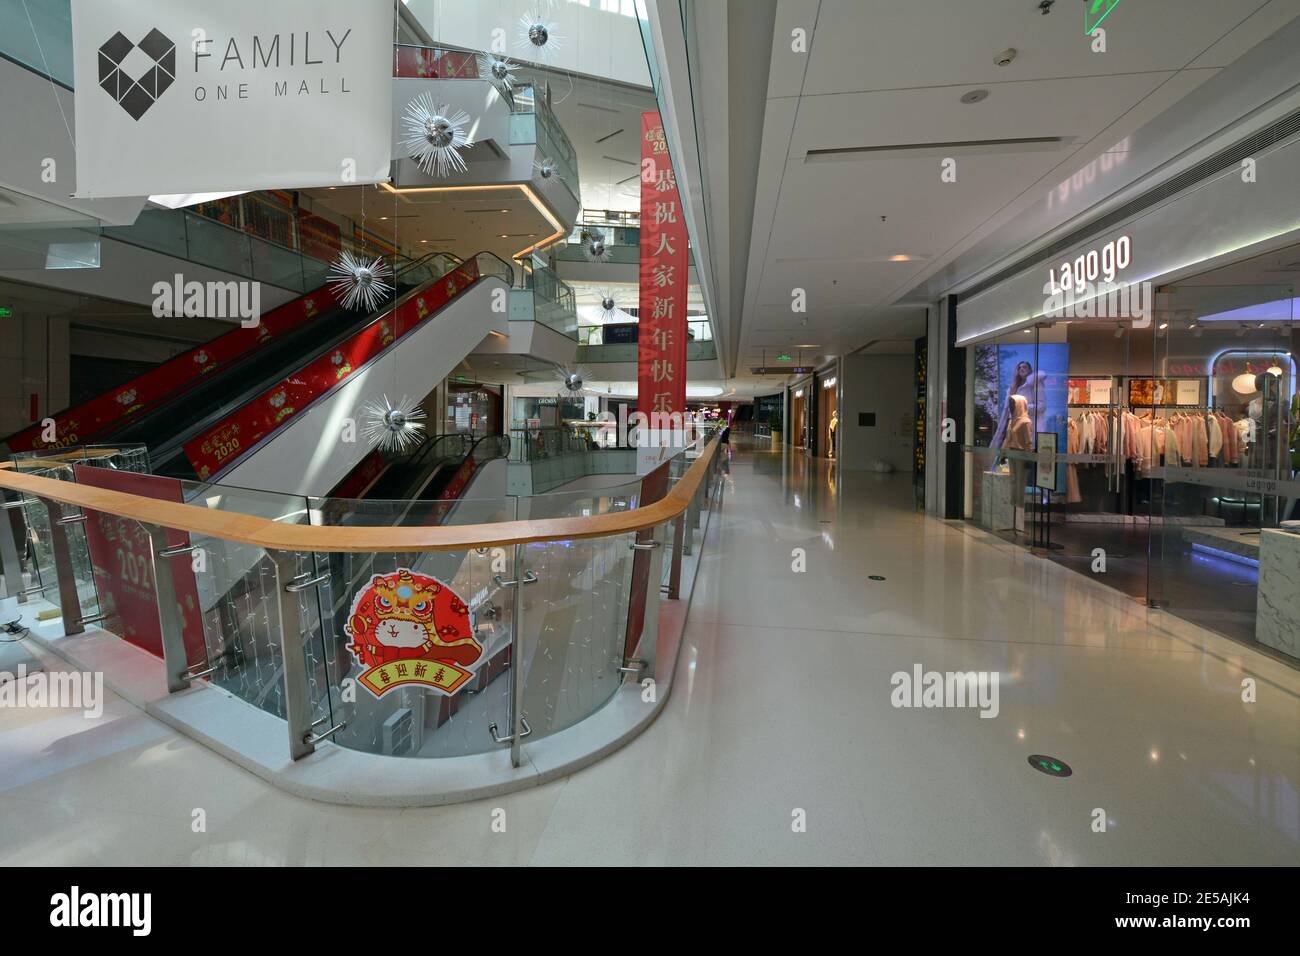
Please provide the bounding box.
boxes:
[328,251,394,312]
[533,156,557,180]
[554,364,588,396]
[517,11,563,62]
[361,395,427,453]
[476,53,519,93]
[402,93,473,177]
[582,229,611,264]
[597,288,621,321]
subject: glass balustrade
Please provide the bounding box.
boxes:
[3,436,726,769]
[521,260,579,339]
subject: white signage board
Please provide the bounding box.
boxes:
[71,0,393,198]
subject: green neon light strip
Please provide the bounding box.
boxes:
[1086,0,1121,34]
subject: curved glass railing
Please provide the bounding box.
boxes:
[1,434,725,770]
[521,259,579,338]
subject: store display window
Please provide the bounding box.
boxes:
[961,241,1300,662]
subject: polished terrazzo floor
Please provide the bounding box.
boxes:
[1,438,1297,865]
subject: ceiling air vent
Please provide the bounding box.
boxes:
[805,137,1072,163]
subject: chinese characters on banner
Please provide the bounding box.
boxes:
[624,111,688,660]
[638,111,688,435]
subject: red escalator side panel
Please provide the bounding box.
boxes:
[184,261,481,481]
[4,284,333,453]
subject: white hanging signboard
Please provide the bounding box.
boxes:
[71,0,393,198]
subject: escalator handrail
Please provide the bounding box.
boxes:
[422,432,511,502]
[402,431,471,475]
[179,252,515,479]
[122,251,463,466]
[1,250,457,456]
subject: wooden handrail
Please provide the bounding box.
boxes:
[0,436,721,553]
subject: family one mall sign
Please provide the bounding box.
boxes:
[70,0,393,197]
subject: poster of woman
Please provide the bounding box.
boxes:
[984,345,1068,451]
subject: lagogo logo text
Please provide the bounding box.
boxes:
[50,886,151,936]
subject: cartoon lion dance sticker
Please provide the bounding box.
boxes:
[344,568,482,697]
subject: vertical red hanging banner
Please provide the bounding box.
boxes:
[623,111,689,663]
[637,110,688,455]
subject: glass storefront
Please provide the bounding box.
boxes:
[962,243,1300,663]
[789,380,811,450]
[816,368,840,459]
[443,381,502,439]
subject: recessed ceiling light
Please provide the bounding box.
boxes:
[961,89,990,104]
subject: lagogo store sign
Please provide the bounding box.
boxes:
[955,134,1300,345]
[71,0,392,197]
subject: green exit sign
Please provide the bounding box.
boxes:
[1086,0,1121,33]
[0,307,12,318]
[777,353,792,362]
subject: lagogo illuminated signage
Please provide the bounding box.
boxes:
[1047,235,1132,293]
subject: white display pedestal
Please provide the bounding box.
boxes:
[981,471,1015,532]
[1257,529,1300,661]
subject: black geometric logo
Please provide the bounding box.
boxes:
[98,29,176,121]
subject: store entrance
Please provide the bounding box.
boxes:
[817,372,839,459]
[1149,249,1298,651]
[965,240,1300,662]
[444,381,502,439]
[791,384,809,450]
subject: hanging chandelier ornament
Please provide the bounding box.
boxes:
[533,155,557,180]
[328,250,394,312]
[402,93,473,177]
[597,288,621,321]
[361,395,427,453]
[516,10,563,63]
[582,228,611,264]
[475,53,520,95]
[554,363,589,397]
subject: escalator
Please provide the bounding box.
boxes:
[358,432,472,501]
[6,251,516,495]
[0,251,455,462]
[94,252,464,479]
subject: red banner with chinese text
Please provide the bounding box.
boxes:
[73,466,206,665]
[183,261,480,481]
[637,111,687,419]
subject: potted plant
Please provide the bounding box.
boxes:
[769,408,783,444]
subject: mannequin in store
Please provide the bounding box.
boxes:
[1003,394,1034,453]
[1003,394,1034,530]
[990,360,1049,448]
[828,410,838,459]
[1237,398,1259,461]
